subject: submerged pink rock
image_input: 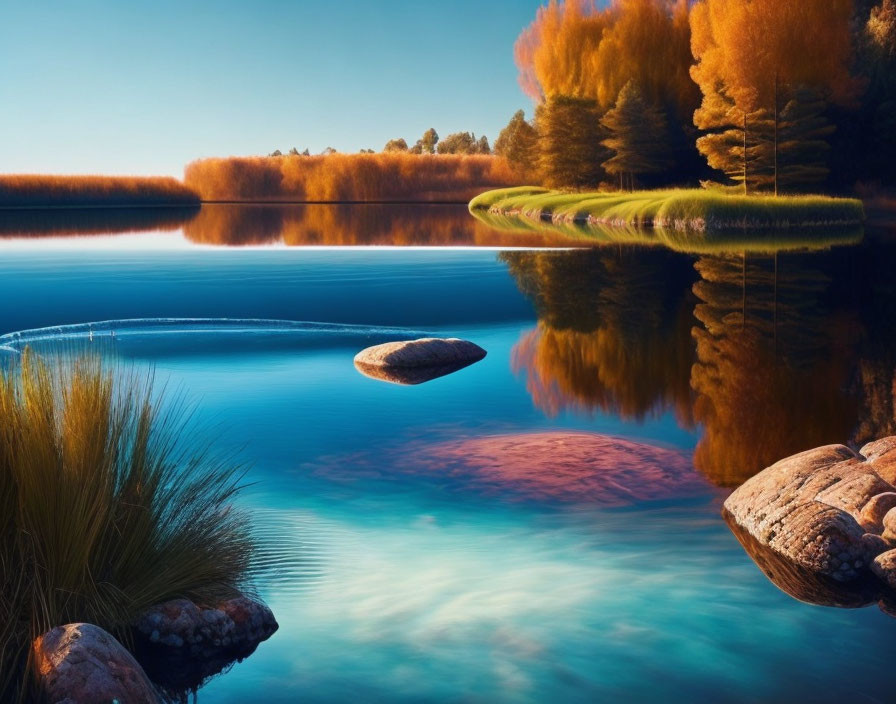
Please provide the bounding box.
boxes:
[403,431,704,505]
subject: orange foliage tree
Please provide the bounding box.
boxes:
[690,0,858,193]
[515,0,698,186]
[516,0,696,116]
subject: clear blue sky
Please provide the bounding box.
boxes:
[0,0,544,177]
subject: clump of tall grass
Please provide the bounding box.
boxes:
[0,350,253,699]
[0,175,200,208]
[184,153,521,203]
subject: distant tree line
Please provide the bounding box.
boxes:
[267,128,493,160]
[498,0,896,193]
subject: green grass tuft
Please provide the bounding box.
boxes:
[0,350,254,699]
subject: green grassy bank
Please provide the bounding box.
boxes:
[470,187,864,254]
[470,187,865,232]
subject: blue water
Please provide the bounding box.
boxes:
[3,215,896,703]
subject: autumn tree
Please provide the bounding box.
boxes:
[537,96,605,189]
[515,0,700,186]
[601,81,671,189]
[690,0,857,194]
[383,138,409,152]
[515,0,696,117]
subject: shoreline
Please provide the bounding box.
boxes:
[0,200,475,211]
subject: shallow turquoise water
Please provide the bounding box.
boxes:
[3,214,896,702]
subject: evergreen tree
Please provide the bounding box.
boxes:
[600,81,671,190]
[495,110,538,177]
[694,89,775,193]
[476,135,491,154]
[536,96,605,189]
[777,87,836,191]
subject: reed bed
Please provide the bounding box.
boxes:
[184,153,521,203]
[0,350,252,700]
[0,175,199,209]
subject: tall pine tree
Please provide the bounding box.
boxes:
[777,87,836,191]
[600,81,671,190]
[536,96,606,190]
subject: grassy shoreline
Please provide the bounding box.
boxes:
[470,187,864,254]
[470,187,866,232]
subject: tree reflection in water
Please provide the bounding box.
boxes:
[183,203,587,248]
[502,249,696,426]
[504,235,896,487]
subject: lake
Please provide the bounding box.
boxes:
[2,204,896,703]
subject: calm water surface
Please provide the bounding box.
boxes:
[2,205,896,702]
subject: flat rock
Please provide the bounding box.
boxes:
[723,442,896,581]
[33,623,159,704]
[354,337,486,385]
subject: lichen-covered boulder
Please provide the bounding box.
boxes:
[723,443,894,582]
[134,596,278,693]
[354,337,486,385]
[33,623,159,704]
[134,596,277,660]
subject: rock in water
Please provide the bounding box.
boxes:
[724,442,896,582]
[33,623,159,704]
[873,549,896,589]
[134,596,278,691]
[354,337,486,385]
